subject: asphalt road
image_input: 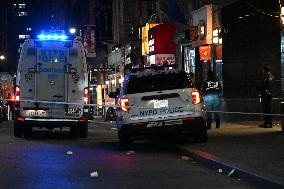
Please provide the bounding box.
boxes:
[0,120,260,189]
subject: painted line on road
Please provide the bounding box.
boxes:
[177,147,284,189]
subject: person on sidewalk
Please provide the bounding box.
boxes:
[202,70,222,129]
[259,66,274,128]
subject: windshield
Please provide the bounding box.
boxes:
[126,71,193,94]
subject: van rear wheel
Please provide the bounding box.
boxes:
[78,122,88,138]
[70,126,79,138]
[23,124,33,138]
[14,121,22,138]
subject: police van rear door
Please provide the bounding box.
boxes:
[36,44,68,118]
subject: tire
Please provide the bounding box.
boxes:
[23,124,33,138]
[195,127,208,143]
[70,125,79,138]
[78,122,88,138]
[14,121,22,138]
[118,130,132,150]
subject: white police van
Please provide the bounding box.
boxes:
[14,30,89,138]
[116,68,207,147]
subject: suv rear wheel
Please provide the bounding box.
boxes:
[195,127,208,142]
[14,121,22,138]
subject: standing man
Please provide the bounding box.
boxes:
[259,66,274,128]
[202,71,222,129]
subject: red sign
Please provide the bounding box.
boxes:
[148,22,176,55]
[199,46,211,61]
[189,26,198,40]
[216,45,222,60]
[82,25,96,57]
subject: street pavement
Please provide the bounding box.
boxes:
[179,121,284,188]
[0,120,261,189]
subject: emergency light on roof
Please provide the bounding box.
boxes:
[36,30,68,41]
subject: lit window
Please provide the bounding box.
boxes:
[19,35,25,39]
[18,12,28,16]
[26,28,32,31]
[18,35,30,39]
[19,4,26,9]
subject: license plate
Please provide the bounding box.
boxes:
[147,121,163,128]
[28,110,49,117]
[154,100,168,108]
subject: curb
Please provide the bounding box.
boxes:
[177,147,284,189]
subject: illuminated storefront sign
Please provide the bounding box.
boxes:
[141,23,159,55]
[199,46,211,61]
[216,45,222,60]
[149,54,175,65]
[191,4,213,47]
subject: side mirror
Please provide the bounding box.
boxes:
[108,92,116,98]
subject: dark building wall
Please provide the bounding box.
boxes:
[221,0,281,120]
[94,0,112,47]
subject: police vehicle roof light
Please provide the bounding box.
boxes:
[37,34,68,41]
[37,30,68,41]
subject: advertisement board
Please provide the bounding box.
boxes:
[141,23,159,55]
[191,4,213,47]
[82,25,96,57]
[148,22,176,55]
[149,54,175,65]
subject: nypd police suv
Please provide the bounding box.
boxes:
[115,67,207,147]
[14,30,89,138]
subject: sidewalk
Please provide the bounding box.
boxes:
[179,122,284,188]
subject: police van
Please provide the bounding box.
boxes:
[14,30,89,138]
[115,67,207,147]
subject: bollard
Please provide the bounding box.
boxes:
[7,105,10,121]
[280,101,284,132]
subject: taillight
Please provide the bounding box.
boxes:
[15,85,20,101]
[83,87,89,104]
[119,98,130,112]
[191,90,201,104]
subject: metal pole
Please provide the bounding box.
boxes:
[7,104,10,120]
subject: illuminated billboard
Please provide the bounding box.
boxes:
[141,23,159,55]
[148,22,176,55]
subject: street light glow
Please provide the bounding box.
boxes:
[69,28,76,34]
[0,55,6,60]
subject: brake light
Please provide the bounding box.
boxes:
[15,85,20,101]
[192,90,201,104]
[17,117,25,122]
[83,87,89,104]
[119,98,130,112]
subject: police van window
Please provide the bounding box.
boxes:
[126,71,193,94]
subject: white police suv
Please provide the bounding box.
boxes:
[116,68,207,147]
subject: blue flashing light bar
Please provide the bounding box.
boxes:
[36,30,68,41]
[37,34,68,41]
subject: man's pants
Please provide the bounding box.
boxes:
[204,94,221,128]
[262,98,272,125]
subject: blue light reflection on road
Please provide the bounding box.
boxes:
[19,144,136,189]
